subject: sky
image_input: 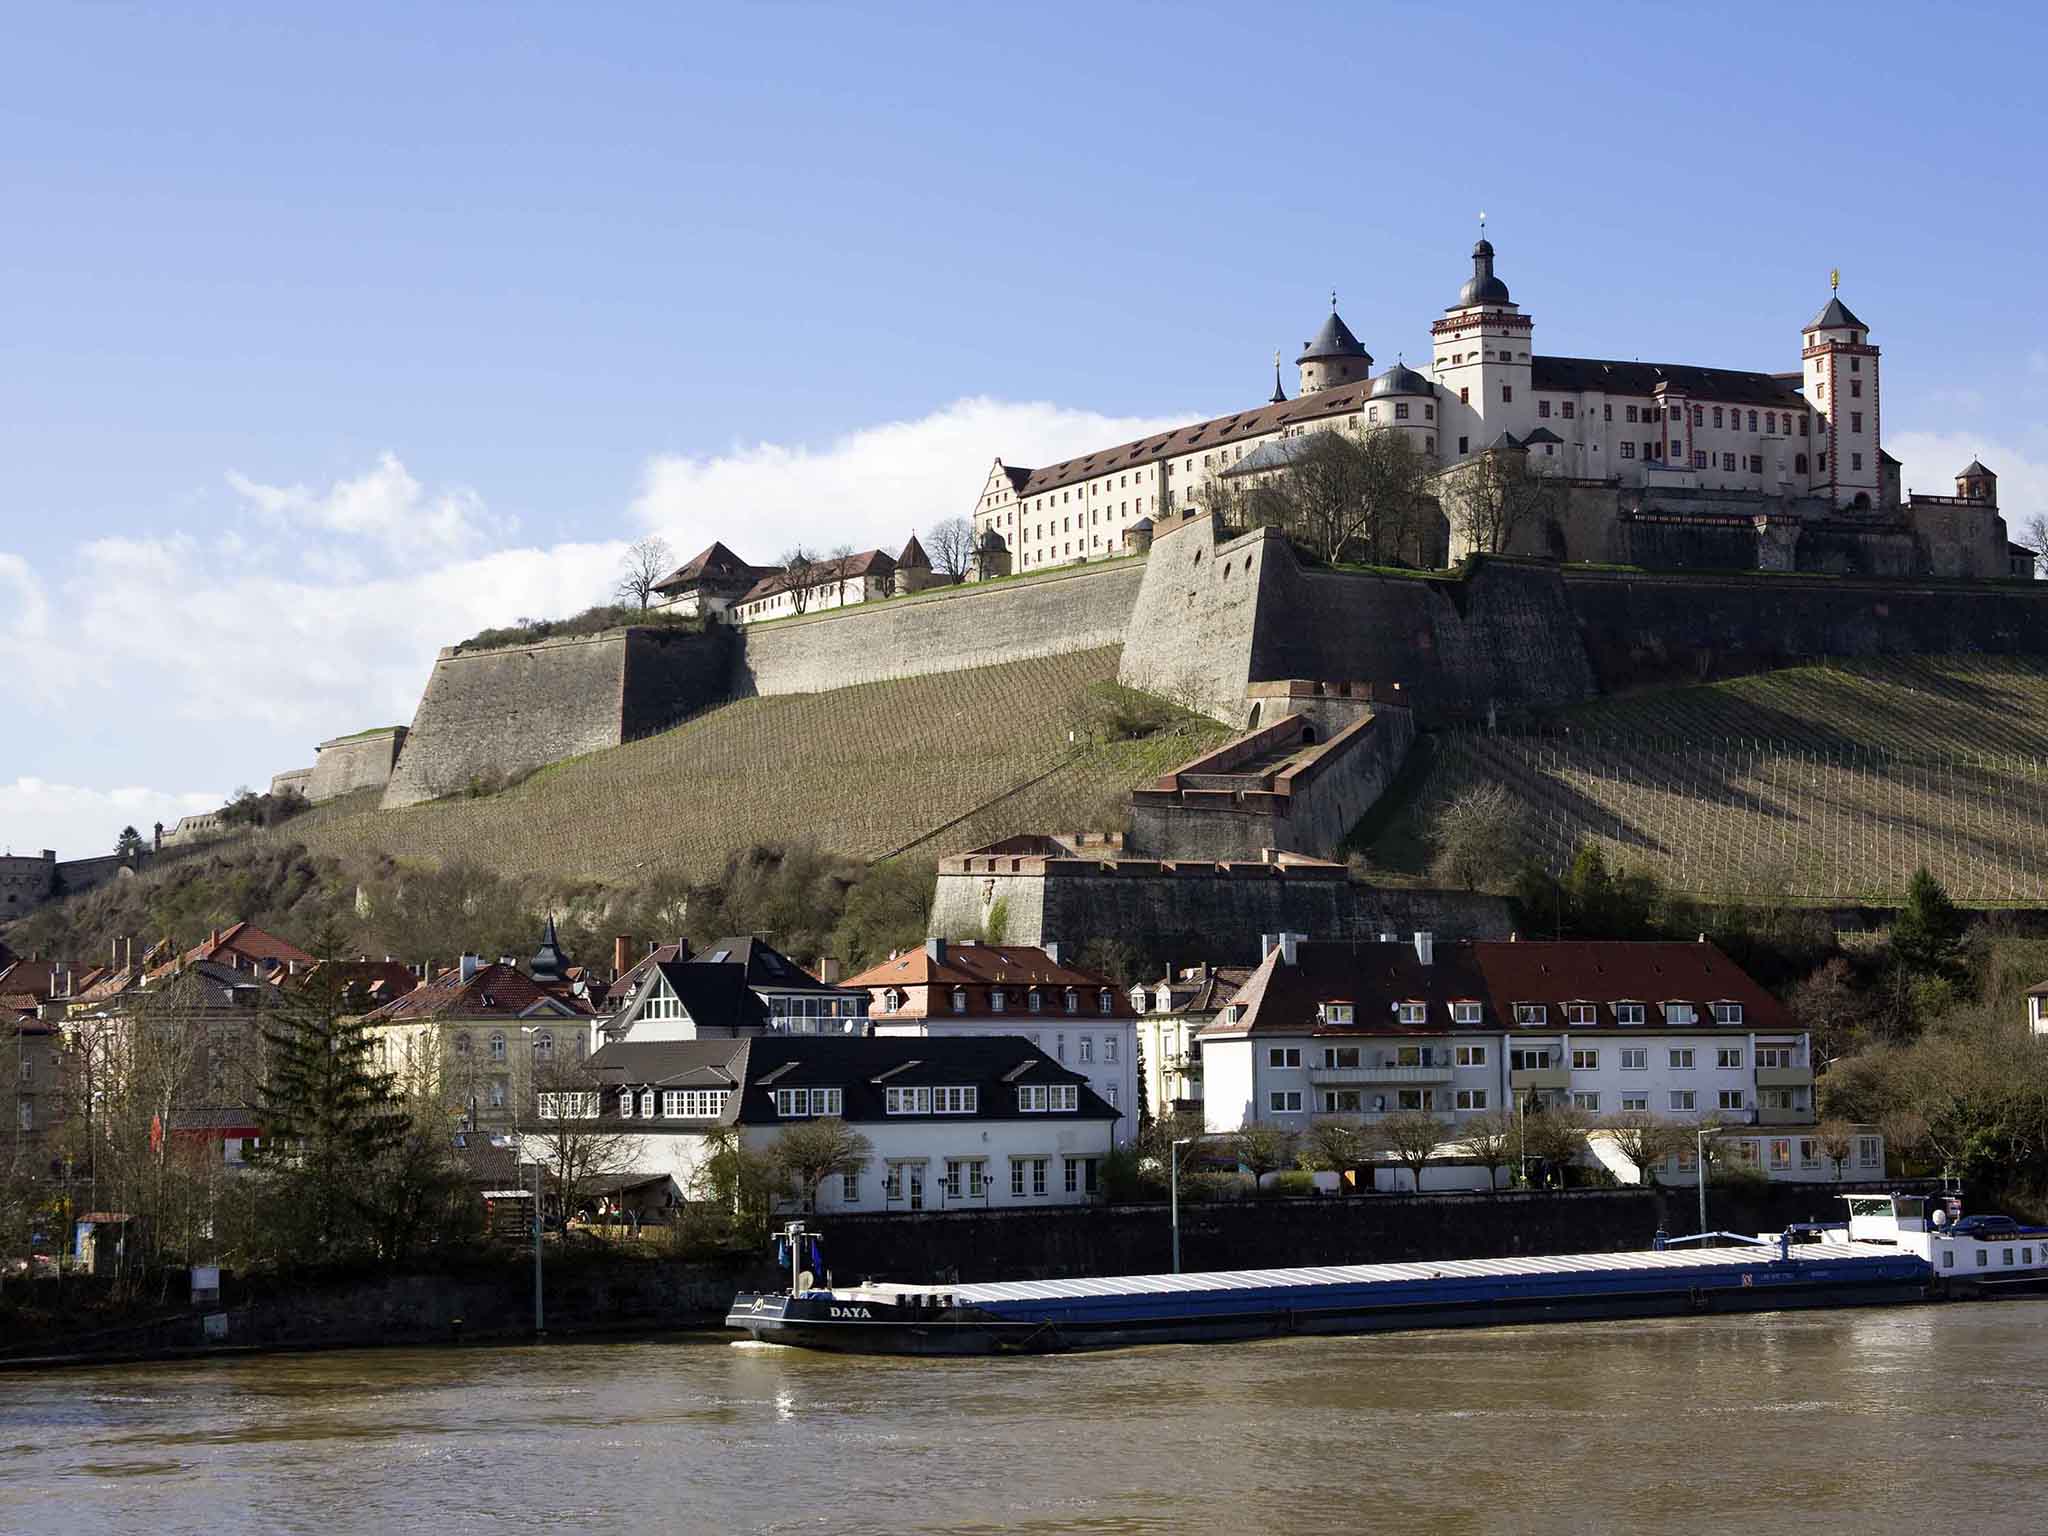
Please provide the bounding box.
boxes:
[4,2,2046,857]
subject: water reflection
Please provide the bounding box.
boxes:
[2,1305,2045,1535]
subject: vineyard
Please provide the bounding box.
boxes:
[1368,657,2048,902]
[292,648,1226,885]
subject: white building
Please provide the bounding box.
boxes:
[1201,932,1866,1186]
[1130,963,1256,1117]
[847,939,1139,1143]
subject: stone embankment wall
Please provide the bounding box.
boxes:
[269,768,314,799]
[306,728,408,803]
[731,561,1141,698]
[931,858,1511,963]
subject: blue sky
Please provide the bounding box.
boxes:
[4,2,2045,855]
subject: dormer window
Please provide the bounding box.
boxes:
[1712,1002,1743,1026]
[1513,1003,1546,1027]
[1451,1001,1482,1026]
[1614,1002,1645,1026]
[1323,1002,1355,1025]
[1663,1002,1698,1027]
[1396,1002,1426,1026]
[1565,1003,1597,1027]
[1098,989,1113,1015]
[883,988,902,1013]
[1227,1003,1246,1025]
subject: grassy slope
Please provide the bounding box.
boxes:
[292,647,1226,884]
[1364,657,2048,903]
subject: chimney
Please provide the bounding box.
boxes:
[1413,932,1434,966]
[123,936,134,972]
[1273,933,1301,967]
[614,935,634,977]
[459,953,481,982]
[1043,941,1061,966]
[816,956,842,983]
[210,928,221,948]
[925,936,946,965]
[111,938,121,970]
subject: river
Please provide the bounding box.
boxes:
[6,1303,2048,1535]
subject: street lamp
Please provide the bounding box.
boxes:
[1695,1120,1717,1236]
[517,1023,546,1338]
[1170,1138,1192,1273]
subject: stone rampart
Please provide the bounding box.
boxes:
[931,855,1511,963]
[306,727,408,803]
[733,561,1142,698]
[268,768,313,799]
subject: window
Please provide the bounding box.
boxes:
[455,1032,473,1057]
[885,1086,931,1115]
[1455,1044,1487,1067]
[1858,1136,1881,1169]
[1458,435,1469,454]
[1323,1046,1362,1070]
[1454,1088,1489,1110]
[1669,1048,1696,1069]
[1104,1034,1117,1063]
[1397,1002,1427,1025]
[1459,389,1469,406]
[1770,1139,1791,1170]
[773,1087,841,1118]
[1501,385,1512,403]
[1098,990,1114,1016]
[1619,441,1636,459]
[1663,1003,1697,1026]
[1397,1088,1434,1111]
[1268,1047,1302,1068]
[1538,400,1551,419]
[536,1091,600,1119]
[1572,1092,1600,1111]
[1761,1088,1802,1111]
[635,1087,652,1117]
[1571,1048,1598,1070]
[1513,1003,1546,1026]
[1510,1048,1552,1071]
[1016,1084,1079,1113]
[1670,1090,1697,1112]
[1323,1089,1363,1112]
[620,1086,638,1118]
[1566,1004,1597,1027]
[1850,379,1862,398]
[1748,411,1758,432]
[1800,1139,1820,1169]
[1620,1048,1648,1071]
[842,1169,860,1203]
[1027,990,1043,1014]
[1011,1160,1025,1197]
[1626,405,1639,423]
[661,1089,683,1117]
[1713,407,1725,428]
[1620,1093,1648,1112]
[1324,1003,1355,1025]
[1078,1036,1094,1063]
[1064,1158,1080,1194]
[1452,1002,1483,1026]
[1031,1159,1048,1197]
[1671,441,1683,457]
[532,1030,554,1059]
[1716,1047,1743,1069]
[1718,1090,1745,1111]
[1106,1084,1118,1109]
[673,1089,727,1118]
[1722,453,1737,472]
[1562,401,1575,420]
[1757,1046,1796,1070]
[1055,1033,1066,1061]
[1395,402,1410,420]
[488,1032,506,1061]
[951,988,967,1014]
[1064,989,1079,1015]
[1852,452,1863,471]
[1669,406,1682,421]
[990,990,1007,1013]
[1269,1090,1304,1113]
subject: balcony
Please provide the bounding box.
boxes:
[1308,1063,1455,1087]
[1510,1066,1570,1093]
[1755,1065,1814,1089]
[1755,1103,1814,1127]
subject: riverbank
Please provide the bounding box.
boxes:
[0,1180,1929,1369]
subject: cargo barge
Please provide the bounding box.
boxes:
[725,1217,1932,1357]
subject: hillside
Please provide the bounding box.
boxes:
[1364,657,2048,903]
[291,647,1225,885]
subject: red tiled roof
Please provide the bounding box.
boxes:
[1206,939,1789,1039]
[736,549,897,606]
[364,962,594,1022]
[652,541,774,594]
[847,943,1133,1021]
[146,922,315,982]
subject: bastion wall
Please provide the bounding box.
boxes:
[306,727,408,803]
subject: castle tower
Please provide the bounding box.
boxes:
[1366,362,1440,460]
[1957,459,1998,505]
[1430,234,1534,463]
[1296,295,1372,395]
[1801,282,1881,509]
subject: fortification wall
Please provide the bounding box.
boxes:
[620,625,738,739]
[733,562,1141,699]
[931,862,1510,963]
[1118,517,1269,723]
[268,768,313,799]
[306,728,408,803]
[1562,568,2048,693]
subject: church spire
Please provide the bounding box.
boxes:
[1270,348,1287,404]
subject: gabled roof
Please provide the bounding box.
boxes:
[638,960,771,1029]
[689,937,845,995]
[1529,356,1808,409]
[147,922,315,982]
[605,940,687,1008]
[1805,296,1867,333]
[1144,966,1256,1017]
[731,1035,1117,1126]
[364,962,592,1022]
[735,550,897,606]
[0,959,70,1004]
[846,942,1120,993]
[652,541,770,594]
[897,534,930,569]
[280,959,420,1012]
[1960,459,1996,479]
[1521,426,1564,445]
[586,1037,748,1088]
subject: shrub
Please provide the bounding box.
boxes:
[1267,1170,1317,1199]
[455,604,704,653]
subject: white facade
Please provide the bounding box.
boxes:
[732,569,892,625]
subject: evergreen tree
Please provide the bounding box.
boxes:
[114,825,145,858]
[255,959,412,1256]
[1891,867,1967,981]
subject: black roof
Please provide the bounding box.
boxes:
[1530,355,1807,409]
[1805,296,1867,333]
[646,960,771,1029]
[1297,309,1370,363]
[587,1037,745,1087]
[1369,363,1433,398]
[1960,459,1996,479]
[1454,238,1512,309]
[690,936,850,995]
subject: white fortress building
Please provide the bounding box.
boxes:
[971,235,2026,581]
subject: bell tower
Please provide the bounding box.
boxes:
[1431,223,1534,462]
[1801,273,1881,509]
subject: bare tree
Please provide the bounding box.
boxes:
[771,1117,872,1212]
[1229,1121,1297,1193]
[1518,1104,1591,1186]
[1816,1117,1856,1182]
[1599,1111,1685,1187]
[778,546,820,615]
[1212,427,1430,566]
[1444,442,1563,558]
[615,536,675,611]
[2019,514,2048,577]
[1297,1118,1365,1179]
[923,516,975,581]
[1456,1109,1516,1191]
[531,1054,638,1222]
[1429,781,1525,891]
[1377,1109,1447,1192]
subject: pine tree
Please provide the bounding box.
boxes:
[1891,866,1967,981]
[256,960,412,1256]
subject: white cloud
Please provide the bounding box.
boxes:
[227,452,499,560]
[631,395,1195,559]
[0,779,224,864]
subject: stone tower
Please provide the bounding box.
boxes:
[1431,236,1534,462]
[1296,298,1372,395]
[1957,459,1998,505]
[1801,285,1882,510]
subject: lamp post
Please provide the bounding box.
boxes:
[517,1024,546,1338]
[1170,1137,1191,1273]
[1695,1121,1712,1236]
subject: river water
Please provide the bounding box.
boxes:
[6,1303,2048,1536]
